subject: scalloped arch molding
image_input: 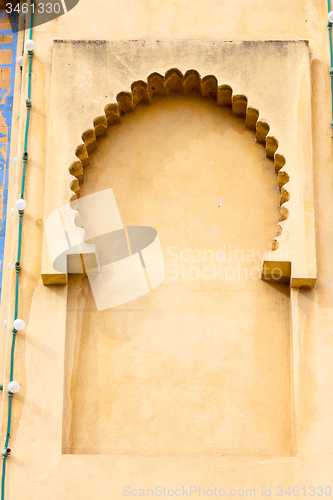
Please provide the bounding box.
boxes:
[41,40,316,288]
[70,68,289,251]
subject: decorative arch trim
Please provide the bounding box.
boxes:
[65,68,293,286]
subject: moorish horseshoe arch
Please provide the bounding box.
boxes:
[59,71,296,456]
[41,60,316,290]
[60,68,296,287]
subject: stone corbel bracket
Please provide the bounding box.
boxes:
[42,65,316,289]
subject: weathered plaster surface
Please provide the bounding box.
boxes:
[0,0,332,498]
[64,94,292,456]
[41,40,315,288]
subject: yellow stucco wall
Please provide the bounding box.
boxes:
[64,94,291,457]
[0,0,332,498]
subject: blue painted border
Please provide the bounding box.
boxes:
[0,11,18,301]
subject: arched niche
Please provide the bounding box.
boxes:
[60,74,293,456]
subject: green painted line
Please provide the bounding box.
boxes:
[1,2,35,499]
[328,1,333,126]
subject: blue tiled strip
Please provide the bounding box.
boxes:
[0,12,18,302]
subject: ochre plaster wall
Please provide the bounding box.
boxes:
[64,94,291,457]
[0,0,332,499]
